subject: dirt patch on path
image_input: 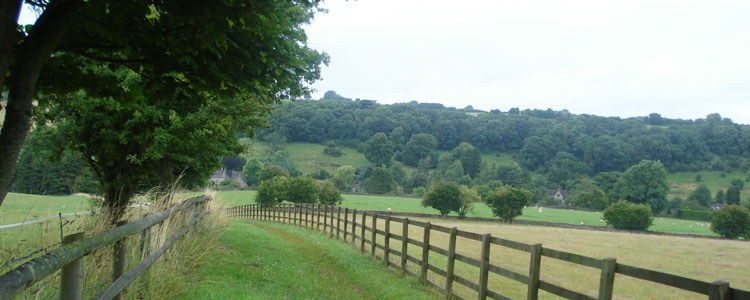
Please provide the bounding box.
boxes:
[250,222,378,300]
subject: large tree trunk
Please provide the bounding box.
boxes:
[0,0,22,97]
[103,183,133,224]
[0,0,82,206]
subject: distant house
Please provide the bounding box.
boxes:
[711,204,725,210]
[209,168,247,187]
[546,189,567,205]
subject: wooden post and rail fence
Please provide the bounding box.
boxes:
[0,195,211,300]
[228,203,750,300]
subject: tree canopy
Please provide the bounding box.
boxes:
[0,0,328,210]
[609,160,669,213]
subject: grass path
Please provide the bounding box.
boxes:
[177,220,440,300]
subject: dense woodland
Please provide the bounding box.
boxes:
[261,92,750,174]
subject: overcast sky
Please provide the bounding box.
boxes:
[19,1,750,124]
[304,0,750,124]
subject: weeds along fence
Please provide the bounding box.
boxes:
[0,195,211,300]
[229,203,750,300]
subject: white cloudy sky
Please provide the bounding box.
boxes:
[304,0,750,124]
[19,1,750,124]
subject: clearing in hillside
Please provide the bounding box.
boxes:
[177,220,440,300]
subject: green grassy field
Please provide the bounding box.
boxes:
[0,192,90,225]
[666,170,749,201]
[214,191,716,236]
[178,220,440,300]
[241,140,368,175]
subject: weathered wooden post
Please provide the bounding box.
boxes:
[401,218,409,273]
[304,204,309,227]
[598,257,617,300]
[336,206,342,239]
[709,281,730,300]
[329,205,335,237]
[344,208,349,242]
[360,212,367,252]
[478,233,491,300]
[421,222,431,284]
[139,215,152,298]
[112,221,128,300]
[317,203,322,230]
[371,214,378,257]
[60,232,84,300]
[445,227,457,299]
[384,215,391,266]
[351,209,357,244]
[527,243,543,300]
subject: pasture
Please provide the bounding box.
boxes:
[178,220,440,300]
[666,170,750,201]
[229,205,750,299]
[214,190,716,236]
[240,140,368,175]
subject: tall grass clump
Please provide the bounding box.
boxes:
[0,183,225,299]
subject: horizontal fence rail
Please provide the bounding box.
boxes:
[229,203,750,300]
[0,195,211,300]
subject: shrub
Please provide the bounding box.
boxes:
[218,180,239,189]
[422,182,462,216]
[258,165,290,182]
[310,169,332,180]
[602,200,653,230]
[710,205,750,239]
[412,186,427,197]
[486,185,531,222]
[318,180,342,205]
[256,176,290,206]
[458,185,480,218]
[676,209,712,221]
[323,142,343,157]
[287,176,319,203]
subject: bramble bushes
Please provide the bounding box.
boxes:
[602,200,654,230]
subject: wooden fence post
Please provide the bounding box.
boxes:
[478,233,491,300]
[317,204,321,230]
[336,206,342,239]
[527,243,542,300]
[344,208,349,242]
[112,221,128,300]
[401,218,409,273]
[384,215,391,266]
[361,212,366,252]
[351,209,357,244]
[329,205,335,237]
[421,222,431,284]
[60,232,84,300]
[305,204,309,227]
[445,227,457,299]
[598,257,617,300]
[371,214,378,257]
[139,215,152,299]
[709,281,730,300]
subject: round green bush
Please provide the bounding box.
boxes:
[710,205,750,239]
[602,200,654,230]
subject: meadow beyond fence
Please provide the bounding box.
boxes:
[0,195,210,300]
[229,203,750,300]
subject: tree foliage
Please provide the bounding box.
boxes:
[242,159,264,186]
[688,184,712,208]
[486,185,531,222]
[287,176,319,203]
[422,182,462,216]
[609,160,669,213]
[710,205,750,239]
[602,200,654,230]
[318,180,342,205]
[452,142,482,178]
[402,134,437,167]
[0,0,329,208]
[362,132,394,167]
[256,176,290,206]
[258,165,291,183]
